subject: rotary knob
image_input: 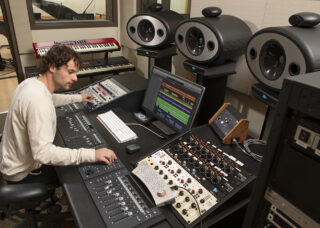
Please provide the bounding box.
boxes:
[157,190,166,197]
[84,168,95,176]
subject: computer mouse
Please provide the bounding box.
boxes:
[126,144,141,154]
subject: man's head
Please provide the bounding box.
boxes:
[39,45,83,90]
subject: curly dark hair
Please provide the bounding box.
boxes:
[38,45,83,74]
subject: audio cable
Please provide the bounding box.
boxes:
[232,137,265,162]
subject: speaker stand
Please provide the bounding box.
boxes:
[184,60,236,125]
[137,45,177,76]
[251,83,280,140]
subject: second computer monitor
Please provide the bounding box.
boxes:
[142,67,205,134]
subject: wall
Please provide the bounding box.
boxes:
[7,0,320,138]
[8,0,121,76]
[190,0,320,95]
[188,0,320,138]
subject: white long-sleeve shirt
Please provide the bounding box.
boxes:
[0,77,95,182]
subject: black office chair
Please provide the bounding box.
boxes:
[0,132,70,228]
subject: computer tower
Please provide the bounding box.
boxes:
[242,71,320,228]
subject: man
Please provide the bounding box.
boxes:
[0,45,116,185]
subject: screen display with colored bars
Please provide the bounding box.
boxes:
[142,66,205,133]
[154,80,196,131]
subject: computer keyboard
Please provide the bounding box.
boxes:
[97,110,138,143]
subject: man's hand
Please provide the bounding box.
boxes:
[95,148,117,165]
[81,93,93,103]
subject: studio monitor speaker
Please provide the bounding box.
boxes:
[246,12,320,91]
[175,7,252,65]
[127,4,184,49]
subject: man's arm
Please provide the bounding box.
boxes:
[52,93,93,107]
[26,95,96,166]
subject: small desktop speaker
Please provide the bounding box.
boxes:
[246,12,320,91]
[127,4,184,49]
[175,7,252,65]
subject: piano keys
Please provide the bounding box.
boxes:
[78,57,135,76]
[25,57,135,78]
[33,38,120,57]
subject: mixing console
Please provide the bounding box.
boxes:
[77,158,165,228]
[57,111,105,149]
[79,77,129,111]
[56,102,82,117]
[137,131,254,226]
[57,111,165,227]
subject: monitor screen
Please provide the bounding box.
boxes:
[142,67,205,133]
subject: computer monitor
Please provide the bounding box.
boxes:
[142,66,205,134]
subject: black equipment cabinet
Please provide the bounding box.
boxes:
[242,72,320,228]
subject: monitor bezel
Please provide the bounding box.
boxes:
[142,66,205,133]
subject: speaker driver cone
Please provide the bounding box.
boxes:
[259,40,286,81]
[138,19,155,42]
[186,27,205,56]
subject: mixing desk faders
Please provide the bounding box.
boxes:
[137,131,255,226]
[57,111,105,149]
[78,160,165,228]
[56,102,82,117]
[57,111,165,227]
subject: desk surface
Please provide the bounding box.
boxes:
[55,73,261,228]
